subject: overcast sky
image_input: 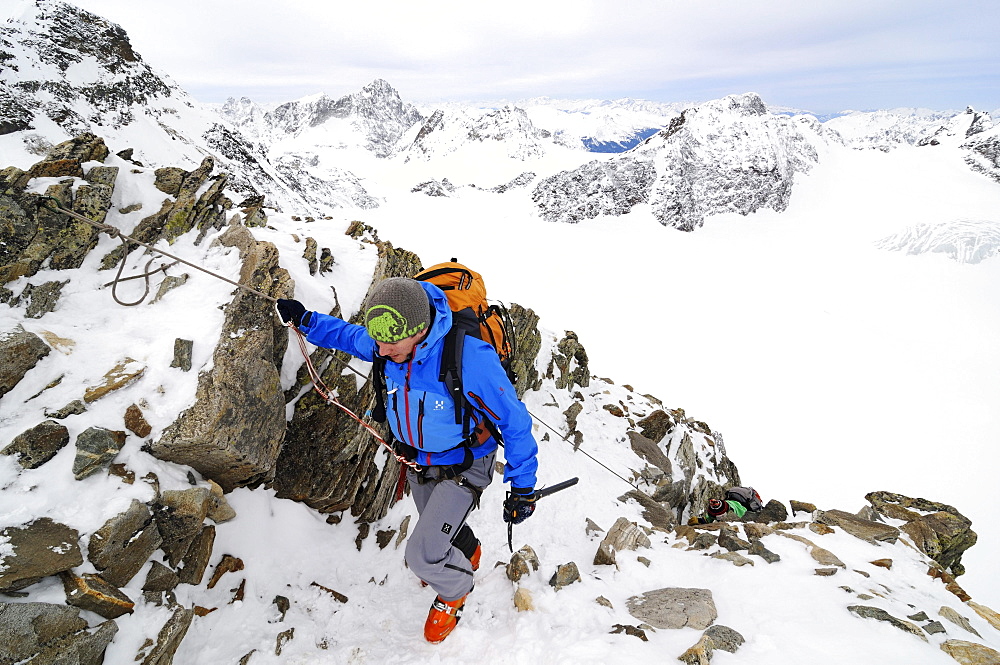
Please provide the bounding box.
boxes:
[66,0,1000,114]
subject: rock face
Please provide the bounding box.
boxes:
[150,224,291,491]
[865,491,977,576]
[0,2,171,136]
[0,134,114,286]
[400,105,555,162]
[532,93,822,231]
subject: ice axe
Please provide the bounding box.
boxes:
[506,477,579,552]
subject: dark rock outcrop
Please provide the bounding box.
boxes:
[865,491,977,576]
[150,224,291,491]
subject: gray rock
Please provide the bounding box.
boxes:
[143,561,180,593]
[848,605,927,641]
[679,625,746,664]
[152,487,212,567]
[151,224,289,491]
[549,562,581,590]
[815,509,900,544]
[152,273,189,303]
[712,551,755,567]
[628,430,673,476]
[177,525,216,585]
[0,601,117,665]
[170,338,193,371]
[45,399,87,419]
[923,621,947,635]
[2,419,69,468]
[138,606,194,665]
[718,526,751,551]
[20,279,70,319]
[0,324,50,398]
[88,499,163,587]
[753,499,789,524]
[73,426,126,480]
[627,587,717,630]
[940,606,982,637]
[0,518,83,591]
[749,538,781,563]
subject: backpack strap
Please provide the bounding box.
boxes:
[439,327,467,434]
[371,355,388,423]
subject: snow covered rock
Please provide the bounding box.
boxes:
[866,491,978,576]
[874,218,1000,264]
[532,93,823,230]
[627,587,717,629]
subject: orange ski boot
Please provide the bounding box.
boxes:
[469,543,482,572]
[424,593,468,644]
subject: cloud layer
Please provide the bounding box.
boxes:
[65,0,1000,114]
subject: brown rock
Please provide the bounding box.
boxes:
[61,571,134,619]
[0,518,82,591]
[83,358,145,402]
[940,639,1000,664]
[124,403,152,437]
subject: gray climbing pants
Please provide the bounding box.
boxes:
[404,451,495,602]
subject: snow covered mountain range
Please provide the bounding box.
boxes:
[4,1,1000,664]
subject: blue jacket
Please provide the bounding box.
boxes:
[299,281,538,489]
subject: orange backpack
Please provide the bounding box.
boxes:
[414,260,515,377]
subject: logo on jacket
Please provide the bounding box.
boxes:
[434,400,445,410]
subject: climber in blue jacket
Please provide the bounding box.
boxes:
[276,277,538,644]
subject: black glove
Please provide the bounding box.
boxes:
[276,299,307,327]
[503,488,536,524]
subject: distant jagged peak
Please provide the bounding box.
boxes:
[916,107,994,146]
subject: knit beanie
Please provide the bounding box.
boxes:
[363,277,431,343]
[706,498,727,517]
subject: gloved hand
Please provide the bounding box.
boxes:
[276,299,307,327]
[503,488,536,524]
[687,515,710,526]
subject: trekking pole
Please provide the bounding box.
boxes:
[507,477,579,552]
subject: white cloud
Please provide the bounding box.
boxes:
[65,0,1000,110]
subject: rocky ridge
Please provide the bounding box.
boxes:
[2,135,998,664]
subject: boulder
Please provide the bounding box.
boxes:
[2,419,69,468]
[73,426,126,479]
[627,587,717,630]
[151,224,290,491]
[940,640,1000,665]
[0,601,117,665]
[866,491,977,575]
[88,499,162,587]
[0,518,82,592]
[0,324,50,398]
[815,509,900,545]
[549,562,581,590]
[61,571,135,619]
[940,606,982,637]
[152,487,212,567]
[679,625,746,664]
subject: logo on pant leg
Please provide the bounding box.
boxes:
[441,523,453,535]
